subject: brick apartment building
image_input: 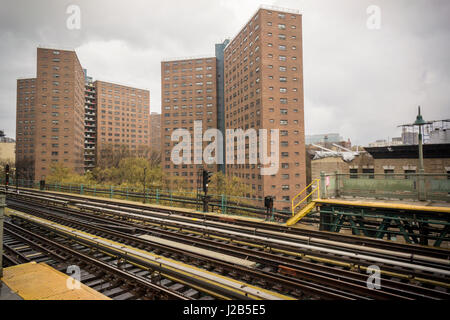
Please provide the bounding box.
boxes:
[161,6,306,209]
[94,80,150,159]
[16,47,151,180]
[161,57,218,189]
[16,48,85,181]
[149,112,161,154]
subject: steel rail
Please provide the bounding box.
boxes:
[4,220,192,300]
[8,205,363,300]
[8,188,448,259]
[6,198,448,298]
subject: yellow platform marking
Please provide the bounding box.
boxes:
[316,199,450,213]
[0,262,111,300]
[8,210,294,300]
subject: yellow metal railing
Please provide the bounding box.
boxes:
[291,179,320,216]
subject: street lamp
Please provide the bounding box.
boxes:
[413,106,427,174]
[399,106,432,201]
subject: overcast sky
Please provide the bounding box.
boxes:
[0,0,449,145]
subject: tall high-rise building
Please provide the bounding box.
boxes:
[224,7,305,210]
[161,57,218,189]
[94,80,150,160]
[16,77,37,180]
[160,7,305,210]
[18,47,86,181]
[149,112,161,154]
[16,47,152,180]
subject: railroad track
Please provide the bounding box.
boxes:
[6,188,448,259]
[5,196,450,300]
[2,219,199,300]
[8,194,450,279]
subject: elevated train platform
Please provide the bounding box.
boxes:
[0,262,110,300]
[288,198,450,247]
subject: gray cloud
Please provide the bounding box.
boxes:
[0,0,449,145]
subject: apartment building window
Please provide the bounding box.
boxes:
[350,168,358,179]
[279,45,286,51]
[280,109,288,115]
[280,77,287,82]
[278,24,286,30]
[282,185,289,190]
[404,169,415,179]
[362,168,374,179]
[280,98,287,104]
[279,66,287,72]
[384,169,394,179]
[281,174,289,179]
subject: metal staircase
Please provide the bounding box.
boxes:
[286,179,320,226]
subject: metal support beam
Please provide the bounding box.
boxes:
[0,193,5,278]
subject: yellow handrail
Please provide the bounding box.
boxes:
[292,179,319,204]
[291,179,320,216]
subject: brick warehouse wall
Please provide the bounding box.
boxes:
[311,153,374,180]
[373,158,450,175]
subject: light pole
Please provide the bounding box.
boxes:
[414,107,427,201]
[399,106,430,201]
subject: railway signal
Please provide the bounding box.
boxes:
[264,196,274,221]
[202,169,212,195]
[5,164,9,191]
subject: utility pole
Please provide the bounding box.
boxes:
[143,167,147,204]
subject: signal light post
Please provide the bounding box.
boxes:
[202,169,212,212]
[4,164,9,192]
[264,196,274,221]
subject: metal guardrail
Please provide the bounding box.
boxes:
[291,178,320,216]
[318,172,450,202]
[1,179,293,221]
